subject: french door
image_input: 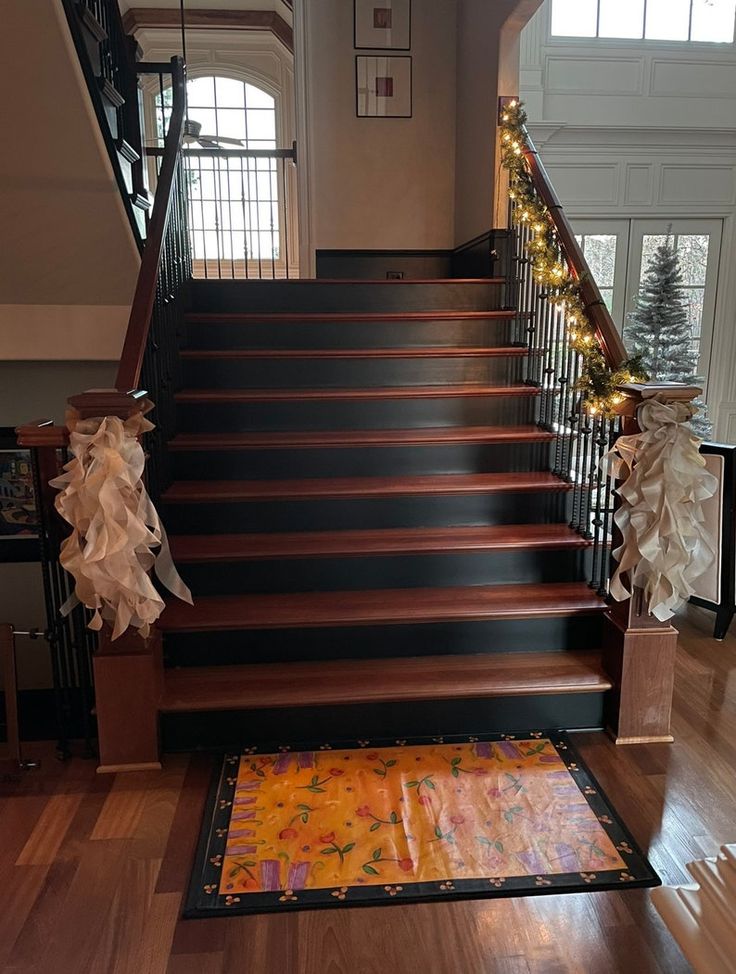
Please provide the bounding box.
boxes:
[572,217,723,394]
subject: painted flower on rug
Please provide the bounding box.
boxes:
[208,739,630,901]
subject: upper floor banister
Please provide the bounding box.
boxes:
[117,56,188,396]
[61,0,149,245]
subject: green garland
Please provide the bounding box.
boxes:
[500,100,646,416]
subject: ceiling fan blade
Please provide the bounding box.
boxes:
[193,135,245,148]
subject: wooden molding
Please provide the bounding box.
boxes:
[67,388,149,421]
[122,8,294,52]
[16,420,68,449]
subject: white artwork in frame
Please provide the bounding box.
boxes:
[356,56,412,118]
[354,0,411,50]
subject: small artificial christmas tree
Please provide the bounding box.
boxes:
[625,233,711,438]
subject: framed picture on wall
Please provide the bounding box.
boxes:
[0,428,40,563]
[354,0,411,50]
[356,56,412,118]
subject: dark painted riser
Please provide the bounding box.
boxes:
[181,355,526,389]
[163,614,604,667]
[162,489,571,534]
[185,317,516,351]
[167,440,554,480]
[190,279,506,314]
[161,692,606,750]
[174,393,537,432]
[177,547,591,596]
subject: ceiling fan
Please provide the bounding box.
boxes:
[179,0,244,149]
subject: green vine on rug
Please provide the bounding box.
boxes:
[499,99,647,417]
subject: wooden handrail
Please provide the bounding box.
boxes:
[116,56,187,393]
[520,130,628,369]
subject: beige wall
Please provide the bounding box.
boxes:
[0,360,117,690]
[454,0,542,245]
[301,0,457,252]
[0,0,139,360]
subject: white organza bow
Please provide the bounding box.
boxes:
[51,405,192,639]
[602,396,718,622]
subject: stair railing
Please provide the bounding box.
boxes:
[500,97,704,744]
[62,0,148,245]
[147,145,298,280]
[16,55,189,766]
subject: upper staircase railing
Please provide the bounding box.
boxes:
[62,0,149,245]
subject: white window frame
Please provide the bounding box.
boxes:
[546,0,736,49]
[623,218,723,393]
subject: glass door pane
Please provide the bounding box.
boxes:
[571,219,629,329]
[623,219,722,395]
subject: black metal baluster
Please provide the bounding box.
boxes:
[598,417,619,595]
[282,157,290,279]
[254,155,263,279]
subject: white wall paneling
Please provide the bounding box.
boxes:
[521,1,736,440]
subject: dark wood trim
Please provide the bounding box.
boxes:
[162,471,573,503]
[15,420,68,449]
[173,384,539,403]
[179,346,528,360]
[167,426,556,450]
[169,524,591,564]
[160,651,611,713]
[159,583,606,633]
[122,8,294,53]
[185,307,511,322]
[66,388,148,420]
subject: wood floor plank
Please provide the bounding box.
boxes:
[91,774,157,841]
[15,793,83,866]
[5,604,736,973]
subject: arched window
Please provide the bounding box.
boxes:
[155,76,277,148]
[153,75,290,276]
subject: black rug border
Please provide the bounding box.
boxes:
[183,729,660,919]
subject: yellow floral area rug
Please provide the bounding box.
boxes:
[185,732,659,916]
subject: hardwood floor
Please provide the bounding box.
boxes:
[2,604,735,973]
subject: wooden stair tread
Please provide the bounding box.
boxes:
[180,346,529,359]
[160,582,606,632]
[159,651,612,712]
[168,425,556,450]
[174,384,539,403]
[162,471,571,503]
[185,308,514,323]
[169,524,591,562]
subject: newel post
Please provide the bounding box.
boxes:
[69,389,164,772]
[603,382,702,745]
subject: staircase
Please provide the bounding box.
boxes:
[153,278,610,747]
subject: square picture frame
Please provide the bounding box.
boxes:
[356,55,412,118]
[354,0,411,51]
